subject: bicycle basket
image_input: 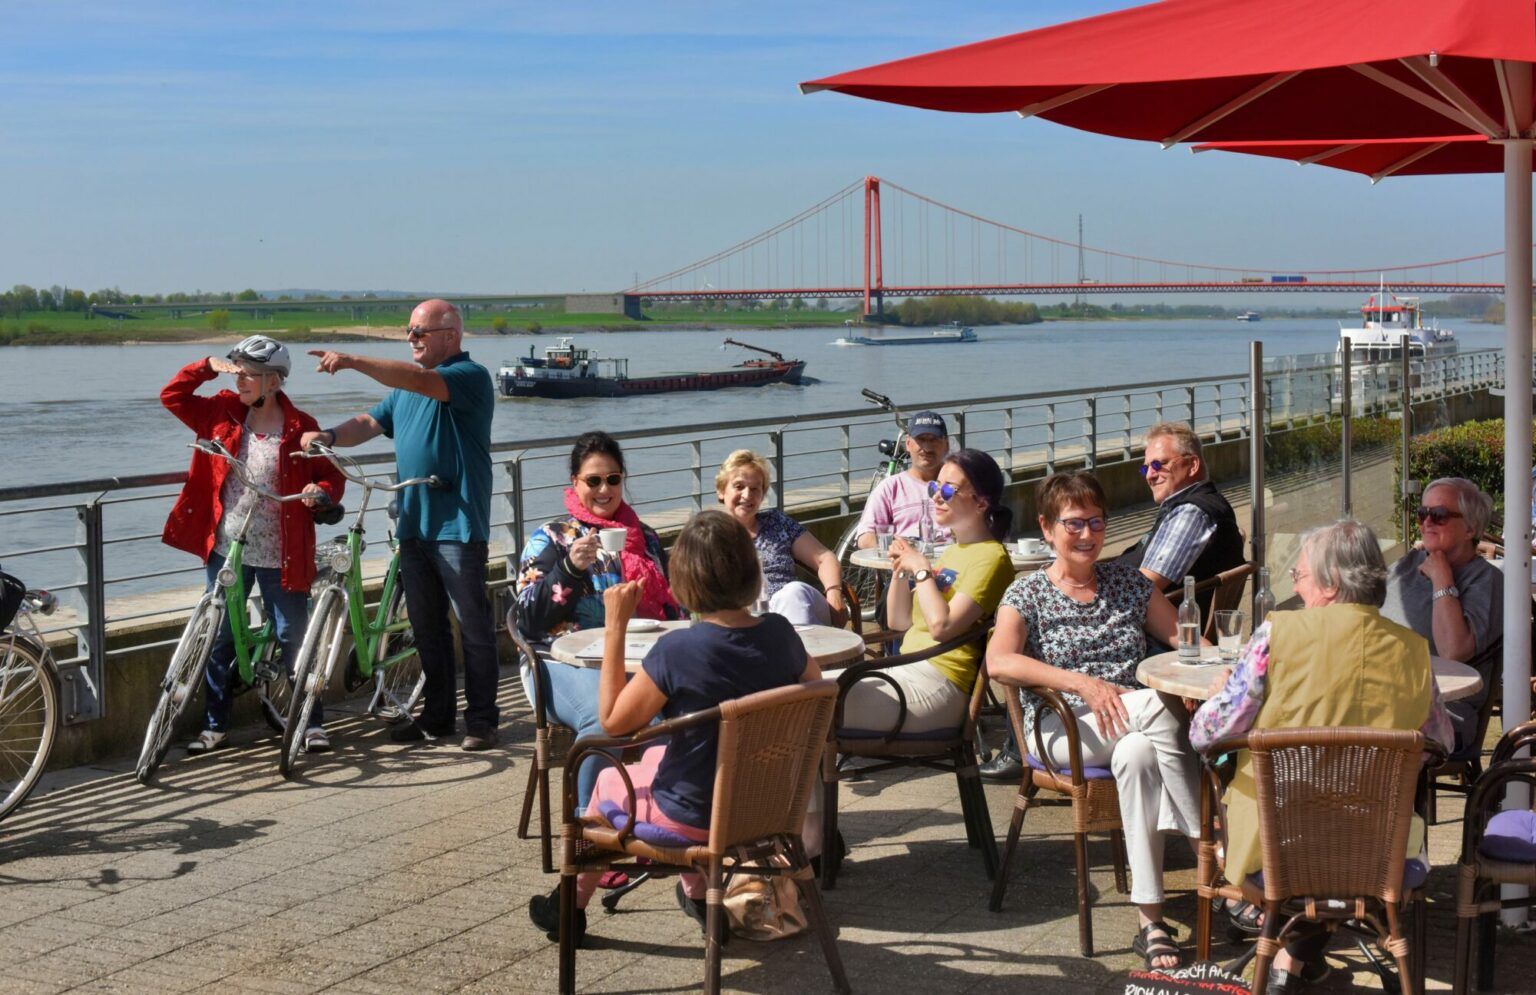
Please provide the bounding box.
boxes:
[0,571,25,631]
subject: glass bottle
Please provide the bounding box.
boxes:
[1177,574,1202,660]
[1252,567,1276,629]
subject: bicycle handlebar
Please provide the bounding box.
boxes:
[191,440,333,508]
[294,443,444,493]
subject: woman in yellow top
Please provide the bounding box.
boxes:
[841,448,1015,736]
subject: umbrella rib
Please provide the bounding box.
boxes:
[1398,57,1505,137]
[1016,83,1114,120]
[1349,63,1488,135]
[1298,143,1361,166]
[1371,142,1451,182]
[1159,71,1300,147]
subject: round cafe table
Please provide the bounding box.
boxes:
[548,619,867,672]
[1136,647,1483,702]
[849,545,1052,574]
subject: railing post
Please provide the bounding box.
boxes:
[67,500,106,723]
[508,457,526,557]
[1154,389,1164,425]
[953,411,966,451]
[1184,385,1195,428]
[770,431,785,511]
[1045,403,1057,474]
[1085,397,1097,471]
[839,424,851,514]
[1121,394,1132,461]
[690,439,703,515]
[1002,408,1014,475]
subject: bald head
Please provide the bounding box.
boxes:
[407,298,464,369]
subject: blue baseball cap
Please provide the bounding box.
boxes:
[907,411,947,439]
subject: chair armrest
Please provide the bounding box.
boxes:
[1492,718,1536,767]
[832,622,989,740]
[1014,685,1092,786]
[1458,757,1536,863]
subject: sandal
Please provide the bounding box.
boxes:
[1212,895,1264,940]
[1132,920,1183,970]
[597,870,629,890]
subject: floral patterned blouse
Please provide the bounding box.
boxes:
[213,430,283,569]
[513,514,671,641]
[1001,559,1153,743]
[752,509,805,598]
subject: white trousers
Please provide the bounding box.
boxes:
[769,580,831,626]
[1036,687,1201,905]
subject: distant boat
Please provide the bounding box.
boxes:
[498,337,806,399]
[1236,310,1262,322]
[833,321,978,347]
[1331,281,1457,412]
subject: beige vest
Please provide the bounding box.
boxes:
[1222,603,1431,879]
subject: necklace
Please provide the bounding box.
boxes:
[1049,567,1096,591]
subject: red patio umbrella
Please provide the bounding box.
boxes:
[804,0,1533,818]
[1192,135,1509,180]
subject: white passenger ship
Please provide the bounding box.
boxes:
[1333,285,1457,412]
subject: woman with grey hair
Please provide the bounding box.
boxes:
[1381,477,1504,755]
[1190,519,1452,993]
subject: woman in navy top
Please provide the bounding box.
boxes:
[527,510,820,944]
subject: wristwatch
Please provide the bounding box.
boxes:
[1432,585,1460,602]
[911,569,933,585]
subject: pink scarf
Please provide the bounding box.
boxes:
[563,488,680,621]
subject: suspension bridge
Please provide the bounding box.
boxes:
[628,176,1512,317]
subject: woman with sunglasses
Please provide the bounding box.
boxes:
[984,470,1195,970]
[514,431,681,810]
[841,449,1015,737]
[1381,477,1503,756]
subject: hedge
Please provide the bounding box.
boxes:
[1398,417,1535,540]
[1265,415,1398,475]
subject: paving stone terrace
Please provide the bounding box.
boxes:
[2,664,1532,994]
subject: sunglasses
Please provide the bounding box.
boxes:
[1415,505,1464,526]
[1138,455,1186,478]
[579,473,624,489]
[406,324,456,338]
[926,481,969,502]
[1055,516,1107,534]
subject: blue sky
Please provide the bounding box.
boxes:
[0,1,1505,295]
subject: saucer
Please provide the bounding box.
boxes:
[626,619,662,633]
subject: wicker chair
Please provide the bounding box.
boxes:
[1426,670,1501,825]
[988,685,1128,956]
[1193,728,1438,995]
[1166,561,1257,639]
[820,623,998,889]
[555,680,848,995]
[1452,719,1536,994]
[508,605,577,874]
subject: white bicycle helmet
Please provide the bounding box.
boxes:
[227,335,291,378]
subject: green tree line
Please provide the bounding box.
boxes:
[890,296,1042,326]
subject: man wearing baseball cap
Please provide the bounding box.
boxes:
[854,410,953,548]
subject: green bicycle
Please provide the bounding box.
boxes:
[279,443,438,778]
[136,439,342,785]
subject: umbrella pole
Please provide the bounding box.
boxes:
[1501,129,1533,927]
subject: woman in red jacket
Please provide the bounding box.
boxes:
[161,335,344,754]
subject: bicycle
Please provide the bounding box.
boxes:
[136,439,342,784]
[831,388,914,621]
[0,569,61,822]
[279,443,439,778]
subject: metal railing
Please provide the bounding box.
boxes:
[0,347,1505,723]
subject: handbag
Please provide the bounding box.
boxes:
[722,854,809,941]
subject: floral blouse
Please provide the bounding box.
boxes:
[214,430,283,569]
[1001,559,1153,743]
[753,509,805,598]
[513,514,671,641]
[1189,618,1454,752]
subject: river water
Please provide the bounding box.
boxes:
[0,319,1506,609]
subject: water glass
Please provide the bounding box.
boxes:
[874,527,893,554]
[1215,610,1245,662]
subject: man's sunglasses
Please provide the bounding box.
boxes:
[580,473,624,488]
[927,481,968,501]
[406,324,455,338]
[1138,456,1186,478]
[1055,516,1107,534]
[1415,505,1464,526]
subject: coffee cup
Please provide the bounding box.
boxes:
[598,528,627,554]
[1017,538,1048,557]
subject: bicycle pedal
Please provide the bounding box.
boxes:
[253,661,281,684]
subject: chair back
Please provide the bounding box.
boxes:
[707,679,838,854]
[1247,727,1424,904]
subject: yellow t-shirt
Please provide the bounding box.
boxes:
[900,540,1014,692]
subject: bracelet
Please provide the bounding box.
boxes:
[824,585,842,595]
[323,429,337,446]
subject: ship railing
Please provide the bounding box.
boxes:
[0,347,1507,724]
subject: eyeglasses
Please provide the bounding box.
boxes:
[926,480,970,502]
[1415,505,1464,526]
[580,473,624,489]
[406,324,456,338]
[1289,567,1310,584]
[1055,516,1107,534]
[234,370,262,381]
[1138,455,1187,478]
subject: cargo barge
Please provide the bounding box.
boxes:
[498,338,806,399]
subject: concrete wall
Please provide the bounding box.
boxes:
[564,294,643,319]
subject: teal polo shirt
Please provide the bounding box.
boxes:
[368,352,494,543]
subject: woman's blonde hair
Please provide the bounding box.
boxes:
[714,449,772,493]
[668,510,761,614]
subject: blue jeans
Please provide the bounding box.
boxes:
[203,552,319,732]
[399,539,499,735]
[520,661,608,811]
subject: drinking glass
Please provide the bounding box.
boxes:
[875,526,893,555]
[1215,611,1245,662]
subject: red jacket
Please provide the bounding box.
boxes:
[160,359,345,593]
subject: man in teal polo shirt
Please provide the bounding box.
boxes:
[302,299,500,751]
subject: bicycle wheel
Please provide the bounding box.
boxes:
[255,636,296,735]
[280,588,346,778]
[0,637,59,823]
[369,584,423,722]
[137,597,221,785]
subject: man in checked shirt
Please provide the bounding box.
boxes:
[1120,421,1245,618]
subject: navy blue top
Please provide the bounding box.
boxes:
[368,352,494,542]
[640,614,807,828]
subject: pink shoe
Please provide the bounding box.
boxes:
[598,870,629,890]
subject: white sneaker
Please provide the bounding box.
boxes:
[303,727,331,753]
[185,730,227,755]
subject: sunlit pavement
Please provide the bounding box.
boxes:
[1,665,1530,994]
